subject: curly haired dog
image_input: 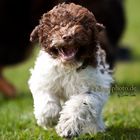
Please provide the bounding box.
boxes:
[28,3,113,138]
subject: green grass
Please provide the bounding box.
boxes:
[0,93,140,140]
[0,0,140,139]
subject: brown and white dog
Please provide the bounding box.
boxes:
[28,3,113,138]
[0,0,125,97]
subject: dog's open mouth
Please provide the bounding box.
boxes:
[58,47,78,61]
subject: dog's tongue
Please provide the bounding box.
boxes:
[60,47,77,61]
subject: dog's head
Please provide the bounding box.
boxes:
[30,3,104,66]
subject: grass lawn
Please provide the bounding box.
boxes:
[0,0,140,139]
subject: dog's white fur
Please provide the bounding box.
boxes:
[28,45,113,137]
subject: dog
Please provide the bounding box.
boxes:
[0,0,125,97]
[28,3,113,138]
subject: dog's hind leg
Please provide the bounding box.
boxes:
[56,92,108,138]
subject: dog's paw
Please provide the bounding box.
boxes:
[56,117,81,138]
[35,101,61,128]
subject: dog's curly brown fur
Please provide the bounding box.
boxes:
[30,3,105,68]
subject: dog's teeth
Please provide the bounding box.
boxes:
[60,48,64,53]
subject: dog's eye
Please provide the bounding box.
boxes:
[83,24,89,30]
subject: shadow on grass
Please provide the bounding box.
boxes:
[76,126,140,140]
[106,126,140,140]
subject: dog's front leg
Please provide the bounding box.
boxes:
[56,92,107,138]
[33,92,62,129]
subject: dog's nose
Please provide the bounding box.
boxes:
[62,35,72,42]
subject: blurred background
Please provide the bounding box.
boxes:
[0,0,139,139]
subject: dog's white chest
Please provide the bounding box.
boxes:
[29,51,112,100]
[57,67,97,99]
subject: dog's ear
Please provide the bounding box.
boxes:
[96,23,105,32]
[30,25,39,42]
